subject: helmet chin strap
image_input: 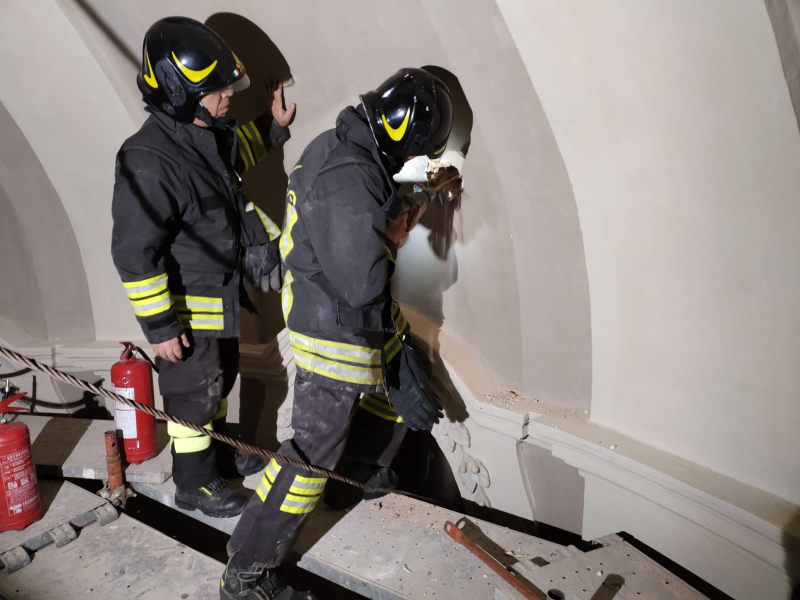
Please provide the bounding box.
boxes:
[194,101,216,126]
[194,100,231,129]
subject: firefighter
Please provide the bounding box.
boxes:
[221,68,455,600]
[111,17,294,518]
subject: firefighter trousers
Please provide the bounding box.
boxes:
[158,336,239,489]
[228,374,408,569]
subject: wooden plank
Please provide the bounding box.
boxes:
[18,415,171,484]
[0,487,223,599]
[0,480,106,555]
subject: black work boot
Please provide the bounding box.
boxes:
[362,466,399,501]
[220,556,316,600]
[324,465,398,510]
[215,440,265,478]
[174,477,247,518]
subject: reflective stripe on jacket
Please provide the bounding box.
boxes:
[280,106,411,393]
[111,108,285,343]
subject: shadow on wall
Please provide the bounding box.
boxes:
[392,67,472,424]
[423,65,473,158]
[75,0,138,67]
[419,65,472,264]
[206,13,292,345]
[393,66,472,326]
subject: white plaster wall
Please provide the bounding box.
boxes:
[0,0,592,403]
[496,0,800,503]
[0,2,141,341]
[0,186,47,340]
[36,0,593,398]
[1,0,799,514]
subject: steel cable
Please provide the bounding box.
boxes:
[0,344,430,501]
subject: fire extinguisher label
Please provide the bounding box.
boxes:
[0,447,37,516]
[113,386,138,439]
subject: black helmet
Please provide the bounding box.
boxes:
[360,68,454,160]
[137,16,250,122]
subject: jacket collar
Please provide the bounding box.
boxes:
[335,106,406,220]
[145,106,178,132]
[335,106,377,152]
[146,106,237,143]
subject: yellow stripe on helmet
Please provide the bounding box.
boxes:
[172,52,218,83]
[382,108,410,142]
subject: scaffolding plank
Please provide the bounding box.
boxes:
[131,483,707,599]
[131,479,569,599]
[0,507,223,599]
[18,415,171,484]
[297,494,569,600]
[520,541,707,599]
[131,477,248,535]
[131,476,356,559]
[0,480,106,555]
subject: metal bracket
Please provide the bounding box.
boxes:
[92,503,119,527]
[0,546,31,573]
[0,502,120,575]
[48,523,77,548]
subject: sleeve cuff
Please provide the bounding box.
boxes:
[139,311,184,345]
[253,114,288,148]
[269,117,288,146]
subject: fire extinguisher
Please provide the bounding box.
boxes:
[110,342,157,464]
[0,392,41,532]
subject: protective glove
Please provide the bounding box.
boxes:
[262,261,282,293]
[243,240,282,292]
[403,331,434,379]
[387,337,443,431]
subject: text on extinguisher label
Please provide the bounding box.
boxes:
[0,447,38,515]
[113,386,138,439]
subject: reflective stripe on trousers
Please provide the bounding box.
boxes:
[168,420,213,453]
[358,393,403,423]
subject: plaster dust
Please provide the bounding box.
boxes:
[482,387,546,416]
[482,388,799,535]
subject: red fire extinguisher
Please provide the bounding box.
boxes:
[110,342,157,464]
[0,392,41,532]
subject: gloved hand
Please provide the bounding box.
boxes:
[387,338,443,431]
[404,332,434,379]
[243,240,282,292]
[261,261,282,293]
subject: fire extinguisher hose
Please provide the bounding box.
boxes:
[133,346,159,374]
[0,344,428,501]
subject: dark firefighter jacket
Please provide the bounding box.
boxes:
[111,108,285,344]
[280,106,412,394]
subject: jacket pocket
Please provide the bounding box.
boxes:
[178,271,228,287]
[337,302,383,331]
[197,194,225,214]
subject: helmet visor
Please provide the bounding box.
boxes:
[232,72,250,92]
